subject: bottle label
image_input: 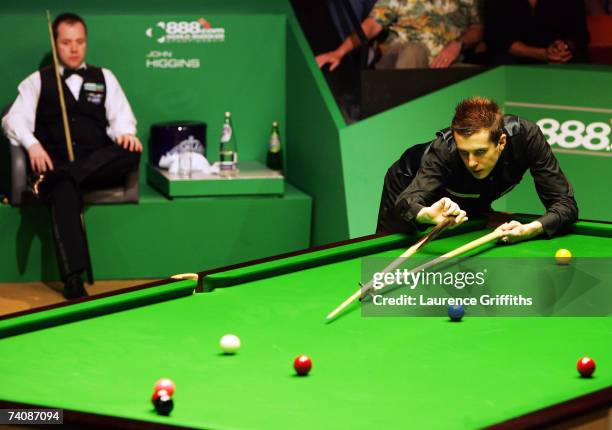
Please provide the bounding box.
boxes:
[219,150,237,171]
[221,124,232,143]
[269,134,280,153]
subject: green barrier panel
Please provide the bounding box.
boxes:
[336,66,612,238]
[0,1,320,281]
[0,183,311,281]
[494,66,612,221]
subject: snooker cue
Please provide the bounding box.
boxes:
[325,218,453,321]
[378,228,503,291]
[47,11,93,282]
[46,10,74,162]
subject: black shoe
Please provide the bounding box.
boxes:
[63,274,88,300]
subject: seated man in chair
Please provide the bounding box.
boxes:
[1,12,142,299]
[377,97,578,243]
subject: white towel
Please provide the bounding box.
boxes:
[159,153,219,175]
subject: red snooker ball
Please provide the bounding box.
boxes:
[154,378,175,396]
[294,355,312,376]
[577,357,596,378]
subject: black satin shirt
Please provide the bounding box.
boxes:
[395,116,578,237]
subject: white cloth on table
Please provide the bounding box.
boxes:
[159,152,218,175]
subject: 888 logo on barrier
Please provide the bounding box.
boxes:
[163,21,206,35]
[537,119,611,151]
[145,18,224,44]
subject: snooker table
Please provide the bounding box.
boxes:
[0,217,611,429]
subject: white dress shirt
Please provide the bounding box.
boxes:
[1,64,137,150]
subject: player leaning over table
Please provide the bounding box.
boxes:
[1,13,142,299]
[377,96,578,243]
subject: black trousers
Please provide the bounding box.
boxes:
[37,144,140,281]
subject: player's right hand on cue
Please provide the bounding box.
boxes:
[27,143,54,173]
[417,197,468,228]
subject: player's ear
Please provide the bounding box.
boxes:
[498,133,507,150]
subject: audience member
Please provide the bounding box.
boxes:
[316,0,483,70]
[485,0,589,64]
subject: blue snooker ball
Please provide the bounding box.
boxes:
[448,304,464,321]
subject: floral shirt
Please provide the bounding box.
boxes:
[370,0,481,59]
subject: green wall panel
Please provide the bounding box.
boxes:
[285,18,348,246]
[496,66,612,221]
[0,12,287,181]
[0,1,318,282]
[0,184,311,282]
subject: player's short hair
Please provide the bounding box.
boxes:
[451,97,504,145]
[52,13,88,40]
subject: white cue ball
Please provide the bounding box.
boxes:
[220,334,241,354]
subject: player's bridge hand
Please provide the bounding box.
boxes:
[496,220,529,244]
[117,134,143,153]
[496,220,545,244]
[422,197,468,228]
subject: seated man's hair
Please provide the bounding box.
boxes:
[451,97,504,144]
[52,13,88,39]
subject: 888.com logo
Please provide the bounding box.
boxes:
[537,119,611,151]
[145,18,225,44]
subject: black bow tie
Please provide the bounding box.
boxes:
[63,68,85,78]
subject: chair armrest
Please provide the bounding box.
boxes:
[123,168,139,203]
[9,144,27,206]
[82,165,140,204]
[9,143,140,205]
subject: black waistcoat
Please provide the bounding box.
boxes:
[34,65,109,163]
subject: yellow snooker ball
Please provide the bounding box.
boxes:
[555,249,572,265]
